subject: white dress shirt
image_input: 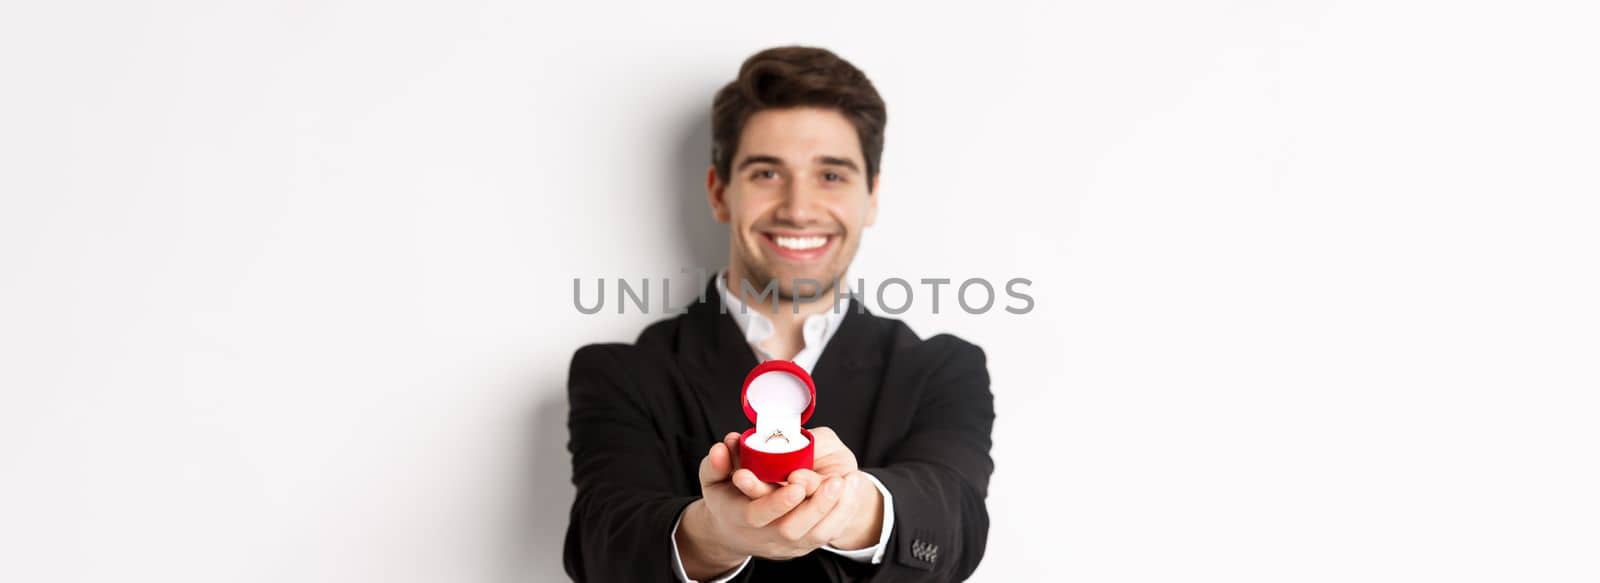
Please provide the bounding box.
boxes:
[669,271,896,583]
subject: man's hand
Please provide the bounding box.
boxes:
[674,433,853,580]
[729,427,886,552]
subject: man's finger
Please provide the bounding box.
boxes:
[742,482,806,528]
[723,433,742,468]
[735,468,824,500]
[772,476,845,541]
[785,469,825,497]
[810,426,836,440]
[804,473,864,545]
[698,442,733,486]
[732,468,777,499]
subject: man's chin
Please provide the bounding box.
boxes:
[746,268,841,301]
[775,275,842,303]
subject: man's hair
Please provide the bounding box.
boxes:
[711,46,887,192]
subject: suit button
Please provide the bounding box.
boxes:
[911,539,938,563]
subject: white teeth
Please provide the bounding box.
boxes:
[774,235,828,250]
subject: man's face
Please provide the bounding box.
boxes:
[708,107,879,301]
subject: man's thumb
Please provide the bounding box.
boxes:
[698,442,733,485]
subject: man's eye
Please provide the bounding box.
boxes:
[752,169,777,180]
[823,172,843,182]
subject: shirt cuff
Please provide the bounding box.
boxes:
[819,471,895,564]
[671,508,751,583]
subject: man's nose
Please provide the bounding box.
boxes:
[773,181,820,225]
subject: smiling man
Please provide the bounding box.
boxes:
[563,46,995,582]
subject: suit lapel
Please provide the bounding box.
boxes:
[808,297,890,456]
[808,297,882,387]
[677,277,759,438]
[678,278,890,450]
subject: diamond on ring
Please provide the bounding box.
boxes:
[763,429,789,444]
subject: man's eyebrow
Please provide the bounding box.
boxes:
[817,156,861,173]
[735,154,784,171]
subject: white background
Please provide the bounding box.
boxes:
[3,1,1597,581]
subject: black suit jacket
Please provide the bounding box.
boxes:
[563,277,995,582]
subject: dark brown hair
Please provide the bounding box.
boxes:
[711,46,887,192]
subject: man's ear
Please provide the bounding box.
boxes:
[865,174,880,227]
[706,165,731,224]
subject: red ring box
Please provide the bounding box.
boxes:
[738,360,816,483]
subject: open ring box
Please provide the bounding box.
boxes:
[738,360,816,483]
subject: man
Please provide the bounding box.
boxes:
[564,46,994,582]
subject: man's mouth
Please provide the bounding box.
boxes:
[760,231,836,262]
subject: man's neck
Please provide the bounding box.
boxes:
[724,266,841,347]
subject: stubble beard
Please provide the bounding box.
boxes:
[739,255,843,305]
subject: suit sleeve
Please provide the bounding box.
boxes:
[562,344,701,582]
[839,337,995,582]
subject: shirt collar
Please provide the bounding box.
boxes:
[715,270,851,366]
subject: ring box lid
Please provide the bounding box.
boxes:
[740,360,816,432]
